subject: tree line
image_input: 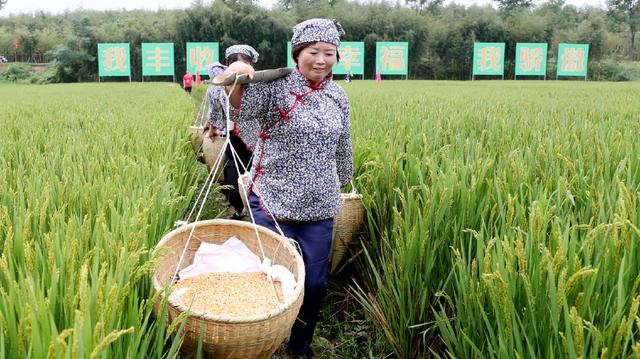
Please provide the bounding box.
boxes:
[0,0,638,82]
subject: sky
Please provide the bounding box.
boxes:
[0,0,606,17]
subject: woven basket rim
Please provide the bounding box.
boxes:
[153,219,305,323]
[342,192,363,200]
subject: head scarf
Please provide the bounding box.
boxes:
[225,44,259,64]
[291,18,345,47]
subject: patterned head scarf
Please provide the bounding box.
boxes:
[225,44,259,64]
[291,18,345,47]
[206,62,227,79]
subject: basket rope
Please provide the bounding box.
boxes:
[174,77,293,309]
[186,89,209,158]
[194,91,208,127]
[220,81,301,277]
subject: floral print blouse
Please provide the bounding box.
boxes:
[233,68,353,221]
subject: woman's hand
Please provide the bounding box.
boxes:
[215,61,254,108]
[227,61,255,79]
[214,61,255,92]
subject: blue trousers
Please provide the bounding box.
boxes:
[248,192,333,354]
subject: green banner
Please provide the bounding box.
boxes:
[141,43,174,76]
[472,42,505,76]
[333,42,365,75]
[557,44,589,77]
[98,43,130,77]
[287,42,294,68]
[187,42,219,75]
[515,43,547,76]
[375,42,408,75]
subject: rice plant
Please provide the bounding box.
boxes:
[2,80,640,358]
[0,83,200,358]
[346,81,640,358]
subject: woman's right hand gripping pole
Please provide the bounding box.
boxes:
[215,61,255,109]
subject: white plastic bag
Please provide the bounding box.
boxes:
[178,237,262,279]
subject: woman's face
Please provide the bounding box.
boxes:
[238,54,251,65]
[229,54,252,66]
[296,42,337,84]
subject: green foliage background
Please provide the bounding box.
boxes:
[1,0,639,81]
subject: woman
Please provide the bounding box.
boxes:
[220,19,352,358]
[204,45,261,219]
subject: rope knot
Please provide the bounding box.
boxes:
[290,91,306,103]
[276,106,290,122]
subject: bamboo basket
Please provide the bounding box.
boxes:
[329,193,365,273]
[188,126,204,155]
[203,136,226,181]
[152,219,305,359]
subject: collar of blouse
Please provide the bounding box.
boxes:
[292,66,333,89]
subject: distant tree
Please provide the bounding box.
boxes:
[49,41,95,82]
[0,0,7,11]
[405,0,445,13]
[48,17,97,82]
[278,0,296,10]
[578,11,607,60]
[607,0,639,59]
[495,0,534,13]
[0,0,625,81]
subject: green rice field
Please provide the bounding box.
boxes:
[1,81,639,358]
